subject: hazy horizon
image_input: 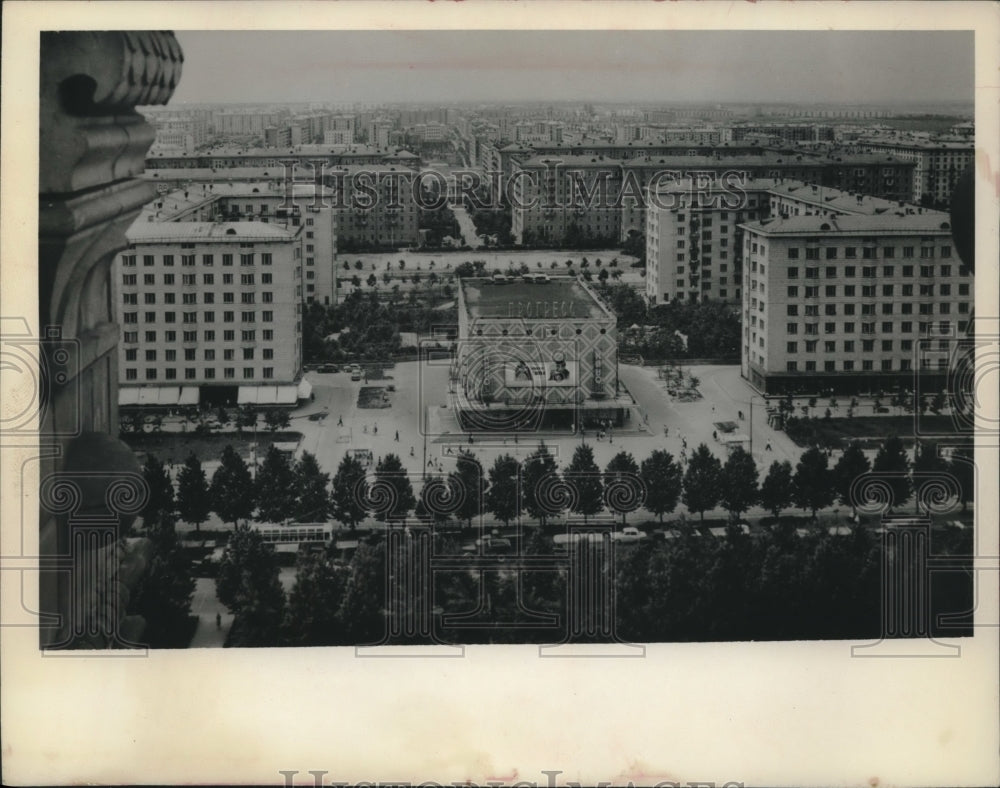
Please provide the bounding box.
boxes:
[170,30,974,106]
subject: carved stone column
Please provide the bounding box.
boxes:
[38,32,183,647]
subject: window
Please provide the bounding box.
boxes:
[843,340,855,353]
[825,304,837,316]
[824,322,836,334]
[805,267,818,279]
[261,253,272,266]
[787,305,799,316]
[786,361,798,372]
[205,349,215,361]
[825,267,836,279]
[144,274,155,286]
[843,322,855,333]
[143,255,154,266]
[182,254,196,267]
[843,360,854,371]
[241,273,255,285]
[844,304,855,316]
[787,286,798,297]
[825,285,837,297]
[242,311,256,323]
[805,248,819,261]
[787,342,798,353]
[787,267,799,279]
[844,247,856,259]
[844,285,855,297]
[882,321,894,334]
[224,368,235,379]
[262,330,274,341]
[825,248,837,260]
[902,247,914,259]
[182,293,196,305]
[787,248,800,259]
[145,369,157,381]
[241,253,254,266]
[262,311,274,323]
[182,274,196,286]
[163,255,174,267]
[223,254,234,266]
[941,246,952,259]
[122,274,137,286]
[224,349,235,361]
[184,348,196,361]
[882,284,894,297]
[805,286,819,298]
[243,348,254,360]
[805,361,816,372]
[125,368,137,380]
[243,368,254,380]
[164,349,176,362]
[844,266,856,277]
[940,265,951,277]
[862,360,874,371]
[165,368,177,380]
[263,367,274,380]
[882,248,895,259]
[224,311,235,323]
[805,340,818,353]
[123,312,138,324]
[122,293,138,305]
[122,254,136,267]
[786,323,798,335]
[241,292,255,304]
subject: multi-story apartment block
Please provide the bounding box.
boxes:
[855,137,974,207]
[647,178,935,307]
[739,211,971,394]
[116,219,306,409]
[145,145,421,171]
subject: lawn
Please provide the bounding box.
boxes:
[357,386,391,409]
[783,415,971,448]
[122,431,303,464]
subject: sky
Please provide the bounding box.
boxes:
[171,30,974,107]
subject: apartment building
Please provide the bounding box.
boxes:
[855,137,974,207]
[740,212,971,394]
[646,178,936,307]
[116,219,306,408]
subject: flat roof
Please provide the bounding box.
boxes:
[741,211,952,236]
[459,276,611,320]
[127,220,300,243]
[765,180,918,215]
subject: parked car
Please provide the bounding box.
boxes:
[318,364,337,373]
[350,370,362,381]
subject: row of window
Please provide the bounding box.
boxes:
[786,319,965,335]
[785,358,947,372]
[122,273,275,286]
[787,299,969,316]
[122,310,278,324]
[784,284,971,300]
[122,253,274,267]
[125,346,275,361]
[785,264,966,279]
[123,329,276,343]
[124,367,275,381]
[122,291,276,305]
[785,245,951,261]
[786,338,953,354]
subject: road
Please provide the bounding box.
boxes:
[450,203,483,249]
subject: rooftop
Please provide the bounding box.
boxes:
[127,220,300,243]
[766,180,919,215]
[741,211,952,236]
[459,276,611,321]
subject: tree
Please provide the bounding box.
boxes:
[354,259,364,270]
[373,453,416,522]
[236,404,258,435]
[522,443,560,527]
[141,454,175,528]
[604,451,642,525]
[720,446,759,521]
[682,444,723,522]
[450,450,484,528]
[338,541,387,645]
[872,435,912,512]
[351,275,361,288]
[216,524,286,646]
[930,391,946,416]
[759,460,794,522]
[255,445,298,524]
[566,444,603,524]
[949,446,974,513]
[485,454,522,527]
[210,445,256,527]
[175,453,211,535]
[367,273,378,288]
[330,453,369,530]
[293,452,331,522]
[792,447,834,519]
[833,441,871,519]
[913,441,947,514]
[128,517,195,647]
[263,408,290,433]
[640,450,682,523]
[284,551,349,646]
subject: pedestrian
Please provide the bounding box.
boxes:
[373,424,378,435]
[713,430,718,441]
[765,442,772,451]
[337,415,343,426]
[215,612,221,629]
[395,430,399,442]
[410,446,415,457]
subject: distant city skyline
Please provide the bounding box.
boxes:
[171,30,973,107]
